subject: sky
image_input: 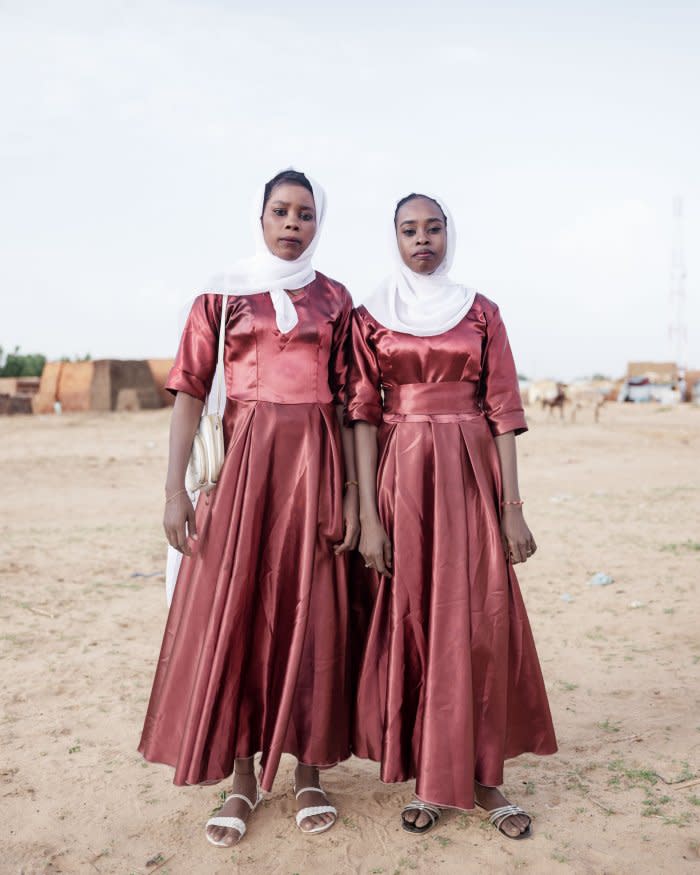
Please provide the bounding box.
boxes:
[1,0,698,379]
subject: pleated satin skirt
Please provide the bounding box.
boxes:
[139,399,351,789]
[352,385,557,810]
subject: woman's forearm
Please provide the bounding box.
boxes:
[493,431,521,502]
[335,405,357,482]
[165,392,204,494]
[353,421,380,523]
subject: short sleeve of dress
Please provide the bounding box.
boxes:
[480,305,528,436]
[328,286,353,407]
[165,294,221,402]
[346,308,383,426]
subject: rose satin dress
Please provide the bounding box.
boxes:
[139,273,353,790]
[347,294,557,811]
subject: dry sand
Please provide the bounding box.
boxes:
[1,403,699,875]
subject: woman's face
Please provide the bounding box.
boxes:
[395,197,447,274]
[261,183,317,260]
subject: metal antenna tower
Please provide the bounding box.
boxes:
[669,196,687,372]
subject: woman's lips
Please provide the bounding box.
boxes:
[279,237,301,246]
[413,251,434,259]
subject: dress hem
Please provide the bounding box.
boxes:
[138,748,353,791]
[349,745,558,812]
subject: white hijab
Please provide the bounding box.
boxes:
[362,194,476,336]
[203,167,326,333]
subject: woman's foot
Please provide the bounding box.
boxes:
[474,781,531,838]
[401,799,441,833]
[294,763,337,833]
[206,761,260,847]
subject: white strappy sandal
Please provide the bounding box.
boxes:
[294,785,338,835]
[205,784,263,847]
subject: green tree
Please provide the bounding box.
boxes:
[0,346,46,377]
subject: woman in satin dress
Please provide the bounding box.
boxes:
[139,170,359,846]
[348,193,557,839]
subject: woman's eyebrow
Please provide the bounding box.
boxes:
[399,217,443,227]
[271,198,315,212]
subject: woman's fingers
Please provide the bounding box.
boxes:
[178,523,192,556]
[163,495,197,556]
[383,539,393,571]
[334,518,360,554]
[501,533,511,561]
[373,553,389,576]
[164,525,181,553]
[334,531,353,554]
[361,549,388,577]
[186,502,198,541]
[508,539,523,564]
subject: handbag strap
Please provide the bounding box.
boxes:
[206,294,228,417]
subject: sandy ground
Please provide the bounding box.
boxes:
[1,402,699,875]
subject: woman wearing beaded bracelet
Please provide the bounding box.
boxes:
[348,193,556,840]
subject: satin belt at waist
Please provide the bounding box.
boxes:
[382,381,481,415]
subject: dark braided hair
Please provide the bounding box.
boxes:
[394,193,446,226]
[262,170,313,210]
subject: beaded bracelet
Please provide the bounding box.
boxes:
[502,499,524,507]
[344,480,359,489]
[165,488,188,504]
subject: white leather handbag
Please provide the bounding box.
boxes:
[166,295,228,606]
[184,295,228,494]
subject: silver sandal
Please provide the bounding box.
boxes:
[400,799,441,834]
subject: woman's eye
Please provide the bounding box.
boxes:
[273,208,286,216]
[301,212,315,221]
[403,229,415,236]
[429,226,442,234]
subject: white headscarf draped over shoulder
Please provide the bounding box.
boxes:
[361,193,476,336]
[203,167,326,333]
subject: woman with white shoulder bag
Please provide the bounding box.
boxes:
[139,169,359,847]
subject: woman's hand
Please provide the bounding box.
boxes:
[500,506,537,565]
[163,492,198,556]
[359,516,393,577]
[334,486,360,554]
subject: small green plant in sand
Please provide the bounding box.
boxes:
[597,718,622,734]
[660,540,700,553]
[607,758,659,795]
[558,680,578,691]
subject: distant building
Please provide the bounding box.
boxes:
[684,370,700,404]
[32,359,175,414]
[0,376,40,415]
[620,361,680,403]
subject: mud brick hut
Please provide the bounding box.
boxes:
[0,376,40,415]
[32,359,174,414]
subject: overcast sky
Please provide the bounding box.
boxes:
[1,0,698,379]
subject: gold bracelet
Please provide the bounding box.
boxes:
[502,499,524,506]
[165,488,188,503]
[344,480,359,489]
